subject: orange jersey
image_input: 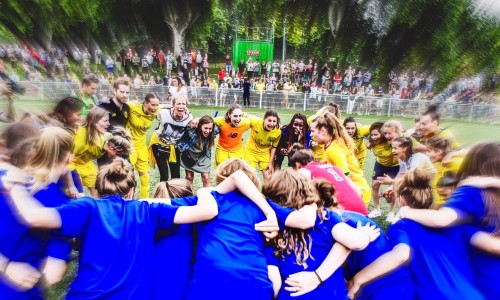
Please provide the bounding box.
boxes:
[214,117,251,151]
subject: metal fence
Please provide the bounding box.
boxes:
[17,81,500,123]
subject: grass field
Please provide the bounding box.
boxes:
[2,99,499,299]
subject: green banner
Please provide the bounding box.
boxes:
[232,41,274,69]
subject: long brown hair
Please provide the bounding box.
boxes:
[196,115,215,151]
[262,169,322,268]
[153,179,194,199]
[224,104,242,123]
[456,142,500,234]
[313,112,355,153]
[83,107,108,145]
[285,113,308,148]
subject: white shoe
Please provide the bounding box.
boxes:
[368,209,381,218]
[385,212,395,222]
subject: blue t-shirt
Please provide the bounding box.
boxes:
[463,225,499,300]
[266,210,349,300]
[153,195,198,300]
[339,211,414,300]
[444,186,491,226]
[388,220,484,300]
[57,195,179,300]
[186,191,292,300]
[0,180,71,300]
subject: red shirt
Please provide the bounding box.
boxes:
[304,162,368,215]
[333,74,342,83]
[218,69,226,80]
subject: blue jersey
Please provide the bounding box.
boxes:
[0,178,71,300]
[444,186,498,299]
[56,195,179,299]
[339,211,414,300]
[186,191,292,300]
[388,220,484,300]
[153,196,198,300]
[463,225,499,300]
[267,210,349,300]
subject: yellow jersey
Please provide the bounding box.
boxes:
[127,102,158,149]
[214,117,251,151]
[432,156,463,205]
[72,127,105,166]
[371,142,399,167]
[245,115,281,154]
[421,129,461,150]
[324,141,364,183]
[354,125,370,162]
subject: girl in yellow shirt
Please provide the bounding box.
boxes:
[307,103,342,161]
[72,107,110,197]
[343,117,370,169]
[309,112,371,206]
[244,110,282,182]
[366,122,400,220]
[426,137,463,207]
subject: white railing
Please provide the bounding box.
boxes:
[15,81,500,123]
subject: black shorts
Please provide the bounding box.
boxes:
[372,161,399,180]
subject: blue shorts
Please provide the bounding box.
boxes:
[372,161,399,180]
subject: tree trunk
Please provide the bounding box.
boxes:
[328,0,346,36]
[163,1,201,56]
[167,24,188,56]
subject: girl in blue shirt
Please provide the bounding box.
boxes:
[263,169,380,300]
[186,158,319,300]
[397,142,500,299]
[349,168,484,300]
[0,125,73,299]
[10,157,277,300]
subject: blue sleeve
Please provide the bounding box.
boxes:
[149,202,180,231]
[267,200,293,230]
[443,186,485,222]
[387,222,411,248]
[265,245,279,266]
[57,198,95,238]
[171,195,198,206]
[46,235,72,262]
[305,131,311,149]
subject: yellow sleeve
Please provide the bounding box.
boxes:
[73,128,87,156]
[214,116,225,127]
[271,130,282,148]
[325,145,350,175]
[307,106,327,125]
[358,125,370,138]
[248,114,261,128]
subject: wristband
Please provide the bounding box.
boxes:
[313,270,323,285]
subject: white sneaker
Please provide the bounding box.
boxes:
[385,212,395,222]
[368,209,381,218]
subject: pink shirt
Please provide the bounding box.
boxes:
[304,162,368,215]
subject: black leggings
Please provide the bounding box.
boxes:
[243,93,250,107]
[152,144,181,181]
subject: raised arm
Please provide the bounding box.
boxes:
[11,185,62,229]
[332,221,380,251]
[348,243,410,298]
[470,231,500,255]
[397,206,460,227]
[214,170,277,222]
[173,187,218,224]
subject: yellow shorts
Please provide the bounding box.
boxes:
[244,150,271,171]
[75,160,98,188]
[129,145,150,173]
[215,146,244,167]
[354,178,372,207]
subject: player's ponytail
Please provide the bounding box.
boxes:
[396,168,433,209]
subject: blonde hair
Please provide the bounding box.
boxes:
[96,159,136,197]
[312,112,356,153]
[83,107,108,145]
[26,127,74,185]
[382,120,404,135]
[215,158,261,190]
[262,169,322,268]
[396,168,433,209]
[113,77,130,90]
[153,179,194,199]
